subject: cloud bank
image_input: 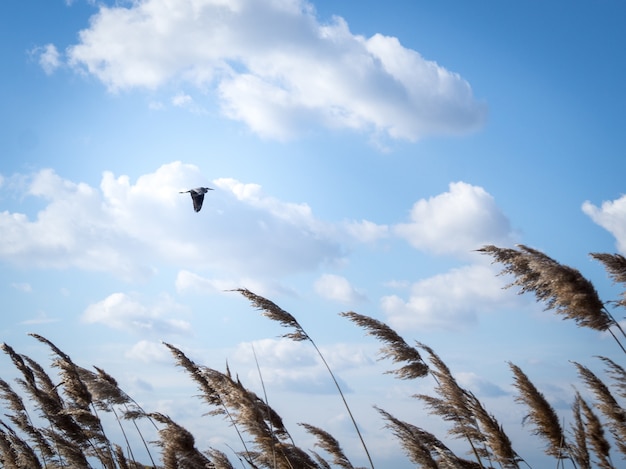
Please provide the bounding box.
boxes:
[48,0,486,141]
[0,162,342,280]
[1,163,523,332]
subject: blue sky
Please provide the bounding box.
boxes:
[1,0,626,467]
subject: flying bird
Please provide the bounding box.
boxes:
[180,187,214,212]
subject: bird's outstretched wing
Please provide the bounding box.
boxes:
[191,192,205,212]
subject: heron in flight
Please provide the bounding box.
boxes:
[180,187,214,212]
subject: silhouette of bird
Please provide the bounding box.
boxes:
[180,187,214,212]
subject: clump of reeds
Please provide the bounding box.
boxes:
[232,288,374,469]
[0,245,624,469]
[343,310,523,468]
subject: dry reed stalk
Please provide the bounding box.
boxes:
[0,419,43,469]
[596,356,626,400]
[464,389,522,468]
[374,406,480,468]
[114,443,130,469]
[0,426,20,469]
[416,343,489,466]
[233,288,374,469]
[572,361,626,456]
[309,450,333,469]
[591,253,626,309]
[340,312,429,379]
[374,406,438,469]
[199,365,313,469]
[149,412,213,469]
[576,394,614,469]
[479,245,613,331]
[0,377,54,462]
[77,365,155,467]
[508,362,570,460]
[299,423,354,469]
[231,288,308,342]
[1,344,88,453]
[163,343,259,467]
[570,393,591,469]
[29,334,117,468]
[205,448,236,469]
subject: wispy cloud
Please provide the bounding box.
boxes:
[20,311,58,325]
[10,282,32,293]
[58,0,485,141]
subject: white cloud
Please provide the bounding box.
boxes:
[62,0,485,141]
[0,162,342,280]
[175,270,291,298]
[82,292,192,336]
[20,311,59,325]
[455,371,507,398]
[394,182,514,258]
[233,338,371,393]
[10,282,32,293]
[582,195,626,254]
[33,44,61,75]
[126,340,172,363]
[381,263,517,332]
[314,273,366,304]
[344,219,388,243]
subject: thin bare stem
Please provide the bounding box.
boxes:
[233,288,375,469]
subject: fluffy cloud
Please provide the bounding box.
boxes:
[394,182,514,258]
[582,195,626,254]
[82,292,191,336]
[59,0,485,141]
[381,263,516,332]
[314,273,366,304]
[0,162,342,280]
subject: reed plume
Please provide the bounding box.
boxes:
[576,393,613,469]
[299,423,355,469]
[149,412,214,469]
[597,356,626,399]
[374,406,483,468]
[591,253,626,309]
[464,389,522,468]
[232,288,308,341]
[340,311,428,379]
[508,362,570,460]
[572,361,626,456]
[479,245,613,331]
[415,343,488,465]
[570,393,591,469]
[0,377,54,462]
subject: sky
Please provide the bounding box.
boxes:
[1,0,626,467]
